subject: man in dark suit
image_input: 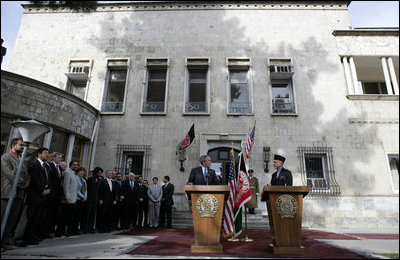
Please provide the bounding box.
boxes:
[86,167,103,233]
[187,155,220,185]
[45,152,63,236]
[113,172,124,230]
[160,175,174,228]
[23,147,51,245]
[121,173,138,229]
[136,176,147,228]
[270,155,293,186]
[98,170,119,232]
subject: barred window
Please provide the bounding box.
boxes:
[298,147,340,197]
[115,145,151,180]
[387,154,399,192]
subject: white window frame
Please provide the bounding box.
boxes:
[268,58,298,116]
[101,58,130,115]
[141,58,170,115]
[65,58,93,101]
[184,57,211,115]
[386,152,399,194]
[226,57,253,115]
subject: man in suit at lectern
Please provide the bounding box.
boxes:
[270,155,293,186]
[187,155,220,185]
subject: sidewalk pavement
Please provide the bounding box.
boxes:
[1,228,398,259]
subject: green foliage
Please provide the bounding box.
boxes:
[29,1,97,12]
[374,253,399,259]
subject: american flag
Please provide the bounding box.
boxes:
[244,125,255,159]
[223,148,236,238]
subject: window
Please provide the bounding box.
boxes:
[184,58,210,114]
[269,58,296,114]
[115,145,151,180]
[142,58,169,114]
[102,59,130,113]
[227,58,252,114]
[362,82,388,94]
[50,129,68,156]
[387,154,399,192]
[123,152,144,178]
[271,80,296,113]
[65,59,92,100]
[298,147,340,197]
[72,136,85,164]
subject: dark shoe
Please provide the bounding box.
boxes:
[16,241,27,247]
[1,244,13,251]
[25,240,39,245]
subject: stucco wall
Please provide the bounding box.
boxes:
[5,2,399,228]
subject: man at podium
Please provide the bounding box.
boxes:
[270,155,293,186]
[187,155,220,185]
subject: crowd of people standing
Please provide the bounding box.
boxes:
[1,139,174,251]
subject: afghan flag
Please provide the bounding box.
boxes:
[176,124,195,151]
[234,152,252,237]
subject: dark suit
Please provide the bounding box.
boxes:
[86,176,102,232]
[270,167,293,186]
[121,179,138,228]
[187,166,220,185]
[113,180,124,229]
[46,162,62,234]
[160,182,174,227]
[136,182,147,228]
[98,179,119,232]
[24,159,50,243]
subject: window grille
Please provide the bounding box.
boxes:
[115,145,151,179]
[298,146,340,198]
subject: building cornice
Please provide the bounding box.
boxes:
[21,1,350,14]
[333,29,399,37]
[1,70,99,117]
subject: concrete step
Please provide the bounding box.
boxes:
[172,210,270,228]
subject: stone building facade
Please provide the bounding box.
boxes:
[2,1,399,228]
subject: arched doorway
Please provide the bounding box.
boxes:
[208,147,240,185]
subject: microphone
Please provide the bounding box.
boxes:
[206,169,211,185]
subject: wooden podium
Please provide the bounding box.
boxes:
[185,185,229,253]
[261,186,310,254]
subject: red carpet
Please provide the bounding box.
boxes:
[120,228,374,258]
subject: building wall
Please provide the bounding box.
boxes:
[6,2,399,228]
[1,70,99,169]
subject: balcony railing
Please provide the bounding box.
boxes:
[102,101,124,113]
[272,101,295,113]
[185,101,207,113]
[142,101,165,112]
[229,102,251,114]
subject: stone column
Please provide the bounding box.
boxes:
[381,57,393,95]
[387,57,399,95]
[349,57,362,94]
[65,134,75,164]
[342,57,354,95]
[43,127,53,149]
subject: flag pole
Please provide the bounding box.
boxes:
[240,207,253,242]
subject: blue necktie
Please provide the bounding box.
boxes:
[204,168,207,182]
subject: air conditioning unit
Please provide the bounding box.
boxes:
[65,66,89,82]
[270,65,294,79]
[70,66,85,73]
[274,98,290,103]
[270,65,291,73]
